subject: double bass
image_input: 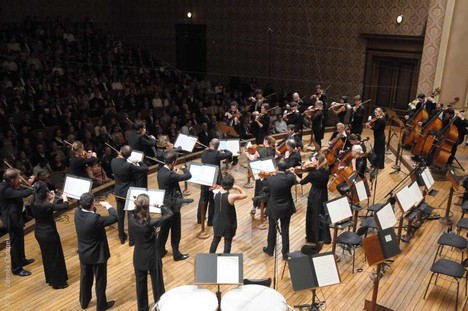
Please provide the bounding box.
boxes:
[411,110,443,158]
[430,110,464,168]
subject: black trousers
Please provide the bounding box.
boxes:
[266,216,291,257]
[197,186,214,225]
[80,262,108,311]
[209,235,233,254]
[313,130,324,147]
[135,268,165,311]
[116,198,133,243]
[159,211,182,257]
[9,226,26,273]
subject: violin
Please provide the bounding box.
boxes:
[293,162,316,174]
[258,171,277,179]
[246,144,263,155]
[302,107,317,119]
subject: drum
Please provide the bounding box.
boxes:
[221,284,287,311]
[156,285,218,311]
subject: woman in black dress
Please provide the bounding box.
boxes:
[366,108,386,169]
[130,194,173,311]
[252,103,271,145]
[30,181,69,289]
[209,175,247,254]
[292,154,331,244]
[244,136,277,215]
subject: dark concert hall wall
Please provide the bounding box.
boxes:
[1,0,430,100]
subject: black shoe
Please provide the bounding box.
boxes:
[262,247,273,257]
[80,299,90,309]
[23,258,35,266]
[13,269,31,276]
[161,249,168,258]
[129,241,135,247]
[52,283,69,289]
[119,233,127,244]
[282,254,289,260]
[207,222,213,227]
[174,253,189,261]
[105,300,115,310]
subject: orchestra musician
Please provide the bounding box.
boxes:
[291,92,306,113]
[330,96,350,124]
[249,89,267,113]
[282,139,302,169]
[31,181,69,289]
[336,145,367,196]
[129,194,173,311]
[111,145,149,245]
[244,136,277,215]
[209,175,247,254]
[157,151,192,261]
[441,109,468,167]
[283,102,304,135]
[311,101,325,148]
[74,192,117,311]
[70,141,97,178]
[280,124,303,149]
[366,108,386,169]
[252,103,271,145]
[291,154,331,244]
[405,93,436,120]
[310,85,328,105]
[350,95,365,135]
[198,139,233,226]
[348,134,367,152]
[128,121,158,157]
[329,123,351,150]
[226,102,247,138]
[262,160,297,259]
[0,168,34,277]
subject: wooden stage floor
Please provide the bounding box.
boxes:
[1,129,467,311]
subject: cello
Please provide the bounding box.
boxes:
[323,129,348,165]
[430,110,464,168]
[411,110,444,158]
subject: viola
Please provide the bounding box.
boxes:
[258,171,277,179]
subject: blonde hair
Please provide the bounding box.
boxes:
[375,107,385,117]
[352,145,364,155]
[265,136,277,150]
[337,123,345,130]
[315,154,329,171]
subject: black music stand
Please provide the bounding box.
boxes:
[289,252,341,311]
[195,253,243,309]
[439,168,461,225]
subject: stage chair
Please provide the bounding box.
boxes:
[359,217,378,237]
[365,202,385,217]
[423,258,467,310]
[243,278,272,287]
[433,232,468,264]
[335,225,367,274]
[460,201,468,219]
[456,218,468,235]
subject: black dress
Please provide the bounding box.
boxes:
[31,201,69,287]
[213,192,237,238]
[372,118,386,169]
[300,169,331,244]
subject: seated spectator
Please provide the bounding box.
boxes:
[33,157,52,176]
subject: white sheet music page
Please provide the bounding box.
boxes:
[421,167,434,190]
[128,150,144,163]
[124,187,163,213]
[408,182,424,206]
[219,139,240,155]
[355,180,369,202]
[312,254,340,287]
[63,175,92,199]
[376,203,397,230]
[217,256,239,284]
[395,186,414,212]
[326,196,352,224]
[249,158,275,180]
[188,163,217,186]
[174,134,197,152]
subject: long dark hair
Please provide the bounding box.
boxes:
[133,194,151,225]
[31,181,50,206]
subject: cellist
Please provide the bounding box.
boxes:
[336,145,367,196]
[328,123,351,150]
[441,109,468,167]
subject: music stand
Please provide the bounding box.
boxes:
[374,203,397,231]
[248,157,276,180]
[324,196,353,253]
[350,178,370,231]
[174,133,198,152]
[288,252,341,311]
[419,166,437,196]
[363,228,400,311]
[128,149,144,163]
[385,109,398,154]
[439,168,461,225]
[63,174,93,200]
[195,253,243,308]
[123,187,164,214]
[394,185,415,245]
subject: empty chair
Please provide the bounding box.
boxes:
[433,232,467,264]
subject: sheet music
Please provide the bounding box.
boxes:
[219,139,240,155]
[408,181,424,206]
[312,254,340,287]
[217,256,239,284]
[63,175,92,200]
[421,167,434,190]
[326,196,352,224]
[124,187,164,213]
[249,158,276,180]
[395,186,414,212]
[188,163,219,186]
[174,133,197,152]
[376,203,397,230]
[128,149,144,163]
[355,180,369,202]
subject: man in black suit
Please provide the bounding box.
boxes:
[128,120,157,160]
[282,139,302,169]
[350,95,365,135]
[70,141,97,178]
[157,151,192,261]
[0,169,34,276]
[283,102,304,135]
[198,138,233,225]
[197,122,211,148]
[75,192,118,311]
[262,160,297,259]
[279,124,303,149]
[111,145,149,245]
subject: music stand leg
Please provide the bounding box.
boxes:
[294,288,323,311]
[216,284,222,310]
[453,157,465,171]
[439,186,454,225]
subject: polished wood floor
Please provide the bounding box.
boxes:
[1,128,467,311]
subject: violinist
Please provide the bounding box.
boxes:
[0,168,34,277]
[311,101,325,148]
[291,92,306,113]
[366,108,386,169]
[252,103,271,144]
[330,96,350,124]
[350,95,365,135]
[441,109,468,167]
[282,139,302,169]
[329,123,351,150]
[280,124,303,150]
[128,121,158,158]
[226,102,247,139]
[291,154,331,244]
[405,93,436,120]
[249,89,267,113]
[69,141,97,178]
[283,102,304,134]
[244,136,277,215]
[198,139,233,226]
[310,85,328,105]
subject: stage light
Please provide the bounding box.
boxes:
[187,12,192,18]
[396,15,403,24]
